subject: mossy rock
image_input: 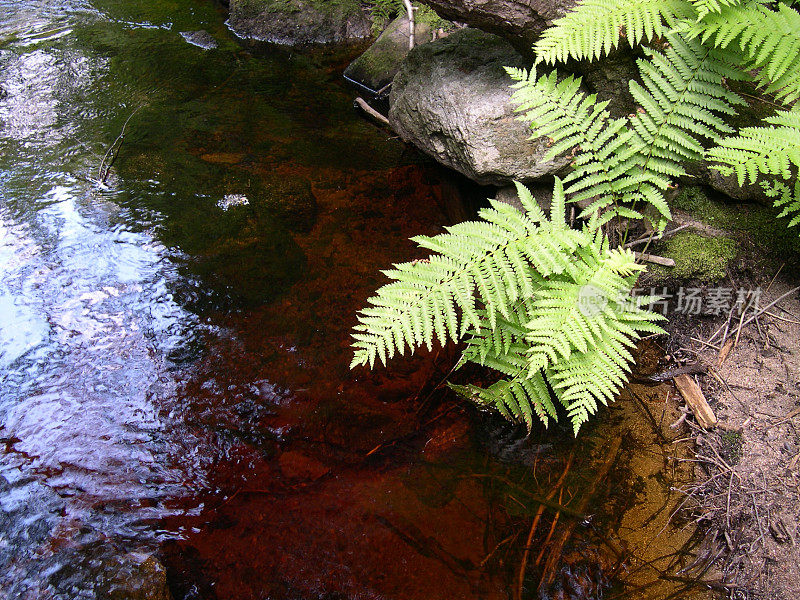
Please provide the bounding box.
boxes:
[227,0,372,46]
[344,16,432,94]
[671,185,800,259]
[650,231,737,283]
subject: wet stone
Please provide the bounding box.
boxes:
[179,30,218,50]
[96,553,173,600]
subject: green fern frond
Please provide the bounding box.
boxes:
[366,0,403,32]
[510,34,742,227]
[706,110,800,185]
[524,247,642,372]
[690,0,744,19]
[763,179,800,230]
[350,188,585,369]
[533,0,695,64]
[691,2,800,102]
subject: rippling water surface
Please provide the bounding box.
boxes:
[0,3,710,600]
[0,1,453,595]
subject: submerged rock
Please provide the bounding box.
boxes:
[344,16,433,95]
[389,28,574,186]
[278,450,330,480]
[226,0,372,46]
[254,177,319,233]
[179,30,218,50]
[97,553,172,600]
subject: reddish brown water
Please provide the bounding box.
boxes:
[0,2,715,600]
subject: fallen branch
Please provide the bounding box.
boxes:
[403,0,416,49]
[708,286,800,346]
[95,103,144,186]
[717,338,734,367]
[674,374,717,429]
[635,252,676,267]
[623,224,690,248]
[354,97,391,127]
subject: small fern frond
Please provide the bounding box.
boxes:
[546,293,665,433]
[533,0,695,64]
[706,110,800,185]
[450,370,557,430]
[350,188,584,369]
[691,2,800,102]
[763,179,800,230]
[510,35,743,227]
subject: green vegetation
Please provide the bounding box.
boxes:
[660,232,737,281]
[366,0,450,33]
[351,181,665,434]
[509,28,744,235]
[719,429,743,465]
[523,0,800,234]
[350,0,799,434]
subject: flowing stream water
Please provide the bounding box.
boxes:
[0,2,716,599]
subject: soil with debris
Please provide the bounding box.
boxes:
[660,277,800,599]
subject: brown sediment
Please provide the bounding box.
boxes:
[668,278,800,600]
[157,132,719,600]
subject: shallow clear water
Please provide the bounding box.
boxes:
[0,3,711,600]
[0,1,450,596]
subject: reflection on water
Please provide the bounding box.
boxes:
[0,0,460,597]
[0,1,710,600]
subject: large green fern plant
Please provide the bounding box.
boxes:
[351,181,665,434]
[350,0,798,435]
[522,0,800,232]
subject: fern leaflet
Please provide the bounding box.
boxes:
[534,0,695,64]
[690,2,800,102]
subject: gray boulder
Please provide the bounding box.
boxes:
[417,0,579,52]
[683,163,772,204]
[389,28,574,186]
[227,0,372,46]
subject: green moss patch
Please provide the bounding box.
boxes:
[653,231,737,283]
[671,185,799,257]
